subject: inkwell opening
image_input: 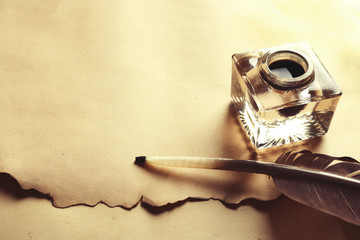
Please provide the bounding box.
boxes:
[260,50,315,117]
[260,50,314,89]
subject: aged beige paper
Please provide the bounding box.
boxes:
[1,187,360,240]
[1,1,360,239]
[0,0,360,213]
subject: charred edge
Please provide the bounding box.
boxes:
[0,171,280,213]
[0,172,52,201]
[140,196,281,215]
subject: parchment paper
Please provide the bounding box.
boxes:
[2,191,360,240]
[0,0,360,212]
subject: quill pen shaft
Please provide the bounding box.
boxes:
[135,156,360,188]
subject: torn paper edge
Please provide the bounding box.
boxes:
[0,171,281,211]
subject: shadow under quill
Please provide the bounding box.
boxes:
[135,160,251,199]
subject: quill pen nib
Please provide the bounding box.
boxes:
[135,156,146,165]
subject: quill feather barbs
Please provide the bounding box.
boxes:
[274,151,360,226]
[135,151,360,226]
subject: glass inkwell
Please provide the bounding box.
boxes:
[231,42,342,149]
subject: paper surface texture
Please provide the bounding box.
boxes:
[1,0,360,239]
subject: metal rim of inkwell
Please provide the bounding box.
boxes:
[259,50,314,89]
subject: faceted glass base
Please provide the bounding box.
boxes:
[232,95,337,148]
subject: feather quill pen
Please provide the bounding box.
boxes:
[135,150,360,226]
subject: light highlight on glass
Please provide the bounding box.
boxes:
[231,42,342,149]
